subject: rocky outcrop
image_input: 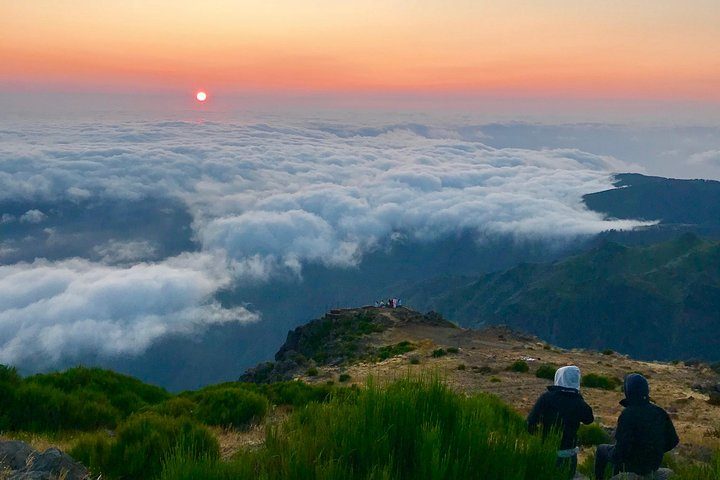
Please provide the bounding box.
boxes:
[240,307,456,383]
[0,441,89,480]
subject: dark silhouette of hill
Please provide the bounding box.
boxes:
[401,234,720,362]
[584,174,720,240]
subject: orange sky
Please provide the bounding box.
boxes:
[2,0,719,100]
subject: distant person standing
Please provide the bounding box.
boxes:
[527,366,594,478]
[595,374,679,480]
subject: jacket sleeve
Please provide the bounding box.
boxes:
[613,410,633,464]
[527,394,546,434]
[663,411,679,452]
[580,398,594,425]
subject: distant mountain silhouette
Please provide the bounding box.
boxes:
[584,173,720,239]
[402,234,720,362]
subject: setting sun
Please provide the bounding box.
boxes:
[196,91,207,102]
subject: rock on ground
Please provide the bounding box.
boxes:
[0,441,89,480]
[609,468,674,480]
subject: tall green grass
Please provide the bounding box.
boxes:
[161,377,566,480]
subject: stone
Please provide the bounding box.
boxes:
[0,441,34,471]
[24,448,89,480]
[609,468,674,480]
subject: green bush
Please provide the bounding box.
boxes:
[377,341,416,360]
[244,380,336,407]
[446,347,459,354]
[577,423,610,446]
[306,367,319,377]
[535,364,556,380]
[457,364,466,371]
[431,348,447,358]
[194,388,269,429]
[160,378,565,480]
[581,373,621,390]
[602,349,615,355]
[409,355,421,365]
[339,373,351,383]
[509,360,529,373]
[71,412,219,480]
[150,397,198,418]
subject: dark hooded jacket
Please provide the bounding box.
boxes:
[613,374,679,475]
[527,367,594,450]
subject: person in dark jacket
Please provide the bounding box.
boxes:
[528,365,594,478]
[595,374,679,479]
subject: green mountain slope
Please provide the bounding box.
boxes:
[402,234,720,361]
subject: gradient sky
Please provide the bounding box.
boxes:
[2,0,719,101]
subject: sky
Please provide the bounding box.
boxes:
[1,1,720,378]
[2,0,720,103]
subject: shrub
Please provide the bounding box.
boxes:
[72,412,219,480]
[457,364,466,371]
[577,423,610,446]
[446,347,460,354]
[376,341,416,360]
[602,349,615,355]
[509,360,530,373]
[339,373,351,383]
[535,364,556,380]
[475,366,493,375]
[409,355,421,365]
[490,377,501,383]
[151,397,198,418]
[166,378,566,480]
[243,380,335,407]
[431,348,447,358]
[194,388,269,429]
[581,373,621,390]
[306,367,319,377]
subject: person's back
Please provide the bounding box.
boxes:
[595,374,679,479]
[527,366,594,477]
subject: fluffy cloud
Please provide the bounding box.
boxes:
[19,209,47,224]
[0,253,257,367]
[0,118,658,366]
[689,150,720,167]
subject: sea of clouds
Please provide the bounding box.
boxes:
[0,118,659,367]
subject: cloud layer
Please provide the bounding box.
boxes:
[0,118,654,367]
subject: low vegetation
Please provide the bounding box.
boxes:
[581,373,621,391]
[535,364,556,380]
[509,360,530,373]
[376,341,416,360]
[576,423,610,446]
[159,377,566,480]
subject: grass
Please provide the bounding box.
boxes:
[71,413,219,480]
[576,423,610,447]
[535,364,556,380]
[160,377,566,480]
[581,373,621,391]
[376,341,416,361]
[509,360,530,373]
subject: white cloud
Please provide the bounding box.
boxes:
[0,253,257,367]
[93,239,159,264]
[689,150,720,167]
[0,118,660,366]
[20,209,47,224]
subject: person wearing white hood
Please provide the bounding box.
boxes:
[528,366,594,479]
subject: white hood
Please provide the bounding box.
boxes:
[554,366,581,391]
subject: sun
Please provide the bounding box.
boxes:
[196,91,207,102]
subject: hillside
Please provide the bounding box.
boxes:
[401,234,720,362]
[243,307,720,463]
[584,173,720,240]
